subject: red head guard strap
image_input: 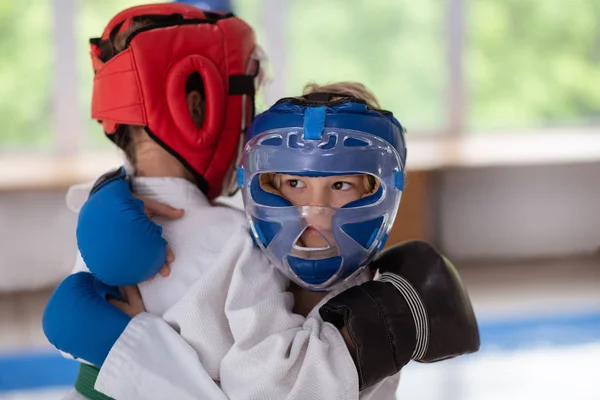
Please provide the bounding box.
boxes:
[90,4,258,199]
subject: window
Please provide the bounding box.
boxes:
[0,0,53,152]
[235,0,446,134]
[467,0,600,132]
[2,0,599,159]
[239,0,600,135]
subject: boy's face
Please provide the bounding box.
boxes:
[272,174,374,249]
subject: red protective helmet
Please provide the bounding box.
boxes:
[90,3,261,199]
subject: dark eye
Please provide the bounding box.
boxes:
[287,179,306,188]
[332,182,351,190]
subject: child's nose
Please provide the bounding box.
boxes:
[302,205,334,231]
[309,188,330,208]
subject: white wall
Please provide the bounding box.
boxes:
[439,162,600,260]
[0,189,76,292]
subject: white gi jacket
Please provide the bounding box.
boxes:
[67,177,400,400]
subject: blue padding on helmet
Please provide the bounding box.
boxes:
[366,229,379,248]
[286,255,342,285]
[247,101,406,165]
[237,166,244,188]
[250,177,292,207]
[249,229,261,248]
[341,216,384,249]
[342,185,383,208]
[394,170,405,190]
[377,232,389,252]
[176,0,232,13]
[303,106,326,140]
[251,217,281,247]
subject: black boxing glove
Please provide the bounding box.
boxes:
[319,241,480,390]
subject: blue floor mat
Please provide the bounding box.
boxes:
[478,310,600,351]
[0,352,79,391]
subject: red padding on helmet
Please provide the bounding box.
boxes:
[91,49,146,132]
[90,6,257,199]
[165,55,225,149]
[90,51,104,75]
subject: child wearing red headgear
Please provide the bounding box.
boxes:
[45,4,268,399]
[43,5,479,400]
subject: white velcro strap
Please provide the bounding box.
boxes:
[378,272,429,360]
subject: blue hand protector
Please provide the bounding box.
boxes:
[42,272,130,367]
[77,167,167,286]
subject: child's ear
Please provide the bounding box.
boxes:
[186,90,204,127]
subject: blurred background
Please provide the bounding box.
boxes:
[1,0,599,399]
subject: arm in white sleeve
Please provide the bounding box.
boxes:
[95,312,228,400]
[220,229,360,400]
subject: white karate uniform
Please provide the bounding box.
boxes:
[66,176,400,400]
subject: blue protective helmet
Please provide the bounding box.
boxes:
[174,0,233,13]
[238,93,407,291]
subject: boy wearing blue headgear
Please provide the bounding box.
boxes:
[240,83,405,292]
[239,83,479,391]
[44,81,479,400]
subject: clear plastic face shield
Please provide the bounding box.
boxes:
[240,127,405,291]
[223,45,271,196]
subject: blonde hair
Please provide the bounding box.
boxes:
[302,81,381,109]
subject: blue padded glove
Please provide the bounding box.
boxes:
[42,272,131,366]
[77,167,167,286]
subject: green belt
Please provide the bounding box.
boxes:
[74,363,115,400]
